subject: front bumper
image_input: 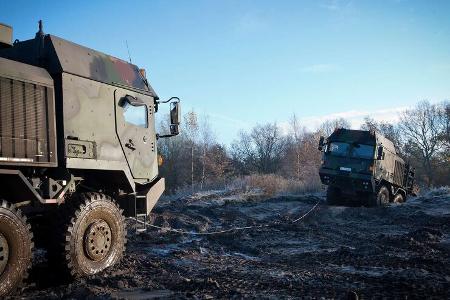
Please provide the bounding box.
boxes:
[319,168,374,193]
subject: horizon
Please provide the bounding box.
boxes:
[1,0,449,144]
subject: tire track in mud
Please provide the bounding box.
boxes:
[14,190,450,299]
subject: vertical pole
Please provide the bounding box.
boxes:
[191,141,194,192]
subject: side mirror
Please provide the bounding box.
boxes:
[170,101,180,126]
[318,136,325,151]
[377,145,383,160]
[169,101,180,135]
[157,97,181,138]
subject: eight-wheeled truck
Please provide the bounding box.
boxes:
[0,21,180,296]
[318,128,416,207]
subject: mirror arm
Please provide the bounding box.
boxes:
[157,133,177,139]
[155,96,180,112]
[157,96,180,104]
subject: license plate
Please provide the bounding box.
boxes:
[340,167,351,172]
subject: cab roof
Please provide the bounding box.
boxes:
[328,128,397,153]
[0,32,158,98]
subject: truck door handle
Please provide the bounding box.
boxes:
[125,139,136,151]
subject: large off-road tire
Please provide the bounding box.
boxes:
[0,200,33,297]
[50,193,126,278]
[366,185,390,207]
[326,186,341,205]
[393,193,405,203]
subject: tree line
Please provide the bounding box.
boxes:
[158,100,449,194]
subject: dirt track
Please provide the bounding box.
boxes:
[15,188,450,299]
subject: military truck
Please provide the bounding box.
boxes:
[318,128,415,207]
[0,21,180,296]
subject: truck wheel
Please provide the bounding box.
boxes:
[378,186,390,206]
[367,186,390,207]
[326,186,341,205]
[0,200,33,297]
[51,193,126,278]
[393,193,405,203]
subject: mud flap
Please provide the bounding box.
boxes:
[136,177,165,215]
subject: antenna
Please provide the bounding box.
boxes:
[125,40,132,64]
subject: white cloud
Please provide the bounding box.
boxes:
[300,64,340,73]
[279,106,409,134]
[208,113,252,130]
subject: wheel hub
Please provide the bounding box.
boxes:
[0,233,9,275]
[84,220,112,261]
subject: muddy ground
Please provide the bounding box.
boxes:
[13,188,450,299]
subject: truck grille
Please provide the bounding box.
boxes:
[0,76,56,165]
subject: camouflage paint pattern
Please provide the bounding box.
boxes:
[49,35,157,95]
[62,73,158,183]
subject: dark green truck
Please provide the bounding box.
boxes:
[318,128,416,207]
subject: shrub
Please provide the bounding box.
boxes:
[232,174,324,197]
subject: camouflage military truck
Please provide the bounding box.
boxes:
[0,21,180,296]
[318,128,415,207]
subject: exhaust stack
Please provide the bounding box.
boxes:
[0,23,13,48]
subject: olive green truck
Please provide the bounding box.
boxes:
[318,128,416,207]
[0,22,180,296]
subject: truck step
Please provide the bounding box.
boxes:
[135,213,148,233]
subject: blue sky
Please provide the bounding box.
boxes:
[2,0,449,144]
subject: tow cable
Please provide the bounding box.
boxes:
[135,199,321,236]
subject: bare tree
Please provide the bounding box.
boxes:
[157,116,191,193]
[437,101,450,150]
[361,116,402,151]
[251,123,286,173]
[231,131,254,174]
[184,110,199,191]
[319,118,351,137]
[231,123,286,174]
[204,144,231,181]
[398,101,444,186]
[198,116,215,190]
[286,114,308,180]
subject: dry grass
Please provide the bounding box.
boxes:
[231,174,323,197]
[164,174,324,201]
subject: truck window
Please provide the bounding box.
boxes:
[350,144,374,159]
[327,142,349,156]
[123,102,148,128]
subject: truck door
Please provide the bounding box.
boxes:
[114,89,157,179]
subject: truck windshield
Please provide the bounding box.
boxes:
[327,142,350,157]
[327,142,374,159]
[350,144,374,159]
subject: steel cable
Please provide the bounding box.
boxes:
[134,198,321,236]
